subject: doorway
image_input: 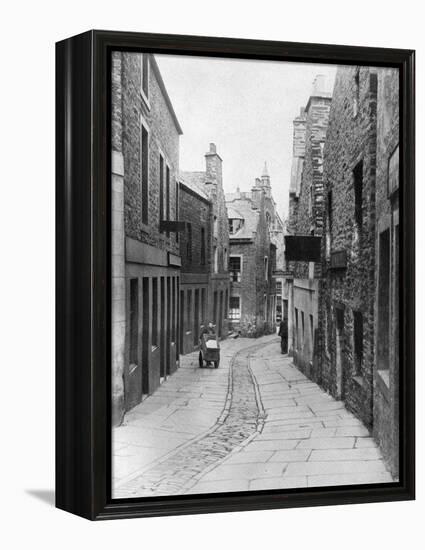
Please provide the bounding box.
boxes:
[335,307,344,399]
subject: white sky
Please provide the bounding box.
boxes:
[156,55,337,219]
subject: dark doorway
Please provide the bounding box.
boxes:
[213,291,218,329]
[194,289,200,346]
[142,277,150,395]
[378,229,390,372]
[166,277,171,374]
[335,307,344,399]
[160,277,166,381]
[218,291,223,337]
[179,289,184,355]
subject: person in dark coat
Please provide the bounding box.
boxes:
[278,318,288,354]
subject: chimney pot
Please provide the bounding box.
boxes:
[209,143,217,154]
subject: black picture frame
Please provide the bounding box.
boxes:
[56,30,415,520]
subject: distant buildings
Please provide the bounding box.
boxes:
[179,143,230,353]
[225,165,282,337]
[178,176,212,355]
[286,75,332,379]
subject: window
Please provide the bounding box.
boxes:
[229,256,242,282]
[213,246,218,273]
[309,186,314,216]
[266,212,271,227]
[353,67,359,118]
[353,311,363,376]
[264,294,268,321]
[140,122,149,225]
[159,155,164,229]
[388,144,399,196]
[201,227,206,265]
[264,256,269,281]
[353,160,363,229]
[141,54,149,100]
[276,281,282,294]
[166,165,170,237]
[229,218,243,235]
[229,296,241,320]
[186,223,192,262]
[129,279,139,365]
[213,216,218,238]
[175,181,180,242]
[152,278,158,348]
[225,289,229,319]
[326,191,332,259]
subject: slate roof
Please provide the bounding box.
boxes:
[179,171,209,201]
[225,192,259,241]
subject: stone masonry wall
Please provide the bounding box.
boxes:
[205,144,230,275]
[292,95,331,280]
[121,53,180,253]
[229,190,275,337]
[320,66,378,429]
[179,184,212,273]
[373,68,400,477]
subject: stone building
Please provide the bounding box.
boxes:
[225,165,280,337]
[180,143,230,342]
[111,52,183,425]
[320,66,378,429]
[286,75,332,378]
[178,176,212,354]
[373,68,399,478]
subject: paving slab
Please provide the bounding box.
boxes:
[112,336,394,498]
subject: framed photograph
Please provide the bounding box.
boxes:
[56,30,415,520]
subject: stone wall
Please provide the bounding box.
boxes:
[227,188,276,337]
[111,52,182,423]
[121,53,180,254]
[320,66,378,428]
[291,95,331,279]
[179,184,212,273]
[373,68,400,478]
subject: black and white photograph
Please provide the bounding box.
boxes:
[111,51,400,499]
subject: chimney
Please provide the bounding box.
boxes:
[205,142,222,199]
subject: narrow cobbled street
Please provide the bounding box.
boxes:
[113,336,394,498]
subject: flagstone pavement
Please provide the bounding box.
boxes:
[112,335,394,499]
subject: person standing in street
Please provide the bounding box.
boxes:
[278,317,288,354]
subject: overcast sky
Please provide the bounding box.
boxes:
[156,55,336,219]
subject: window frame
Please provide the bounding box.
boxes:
[229,295,241,321]
[229,254,243,282]
[140,115,150,226]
